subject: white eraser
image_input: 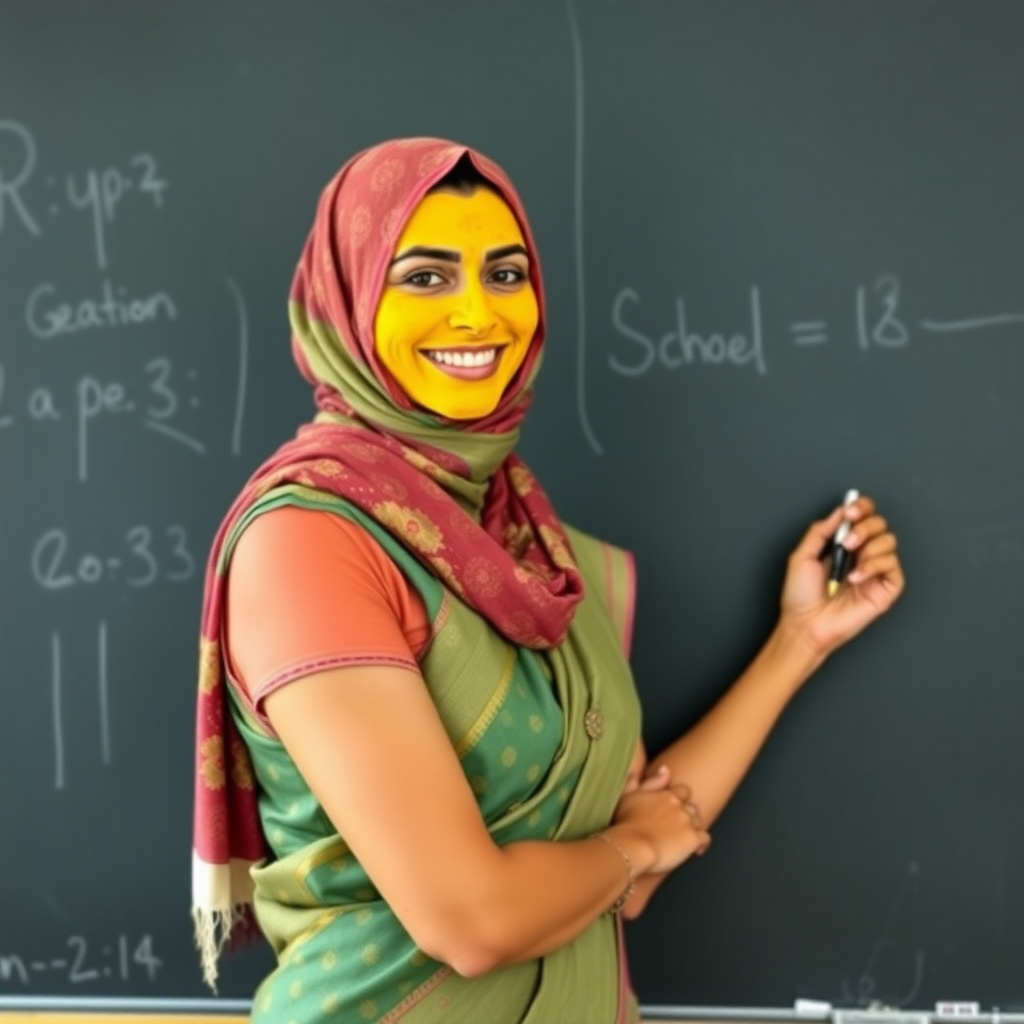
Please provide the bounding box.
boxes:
[935,1003,980,1018]
[795,998,833,1017]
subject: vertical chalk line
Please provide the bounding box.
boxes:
[52,632,64,790]
[566,0,602,455]
[226,278,249,456]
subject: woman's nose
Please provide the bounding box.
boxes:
[447,280,497,335]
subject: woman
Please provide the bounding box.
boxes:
[192,138,904,1024]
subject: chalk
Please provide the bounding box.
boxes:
[795,999,833,1018]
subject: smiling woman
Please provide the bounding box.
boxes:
[191,138,904,1024]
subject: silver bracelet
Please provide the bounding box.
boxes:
[594,831,636,914]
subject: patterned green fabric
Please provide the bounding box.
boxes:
[222,487,641,1024]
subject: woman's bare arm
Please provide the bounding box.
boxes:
[263,664,703,976]
[621,495,904,919]
[621,627,817,917]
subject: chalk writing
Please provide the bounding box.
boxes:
[0,120,167,268]
[48,623,124,786]
[0,358,206,481]
[32,526,196,591]
[0,120,40,237]
[857,275,909,350]
[608,273,1024,389]
[66,155,168,269]
[565,0,599,454]
[50,634,64,791]
[609,287,766,378]
[0,115,247,994]
[227,277,249,456]
[26,280,177,340]
[0,934,161,988]
[838,863,925,1008]
[791,320,829,345]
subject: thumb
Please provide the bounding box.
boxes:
[638,764,672,791]
[790,505,845,564]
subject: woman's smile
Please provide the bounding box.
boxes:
[421,344,508,378]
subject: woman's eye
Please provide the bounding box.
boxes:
[404,270,445,288]
[490,267,526,286]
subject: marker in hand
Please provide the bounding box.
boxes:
[827,489,860,597]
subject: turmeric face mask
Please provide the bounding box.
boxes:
[374,187,539,420]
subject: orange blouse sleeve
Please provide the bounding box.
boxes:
[224,505,431,716]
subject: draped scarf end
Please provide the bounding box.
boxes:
[192,902,258,992]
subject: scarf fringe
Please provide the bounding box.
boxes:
[192,903,252,992]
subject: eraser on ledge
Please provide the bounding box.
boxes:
[935,1003,980,1018]
[795,998,833,1017]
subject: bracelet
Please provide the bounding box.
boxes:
[594,831,635,914]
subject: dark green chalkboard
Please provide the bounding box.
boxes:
[2,0,1023,1016]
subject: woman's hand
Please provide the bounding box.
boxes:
[610,765,710,876]
[778,494,905,660]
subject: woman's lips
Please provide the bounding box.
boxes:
[421,345,507,381]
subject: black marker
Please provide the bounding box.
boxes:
[827,489,860,597]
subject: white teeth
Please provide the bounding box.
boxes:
[426,348,498,368]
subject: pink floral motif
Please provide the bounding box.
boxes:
[465,556,503,598]
[506,609,540,641]
[348,204,371,247]
[417,149,450,176]
[370,158,405,193]
[346,440,386,463]
[380,205,403,245]
[370,471,408,500]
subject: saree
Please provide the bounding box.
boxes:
[192,138,644,1022]
[226,487,640,1023]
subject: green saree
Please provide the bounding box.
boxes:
[222,486,642,1024]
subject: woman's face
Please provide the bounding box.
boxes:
[373,186,540,420]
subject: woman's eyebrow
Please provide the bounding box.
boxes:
[390,246,460,265]
[486,244,529,262]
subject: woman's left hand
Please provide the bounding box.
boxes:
[778,494,905,659]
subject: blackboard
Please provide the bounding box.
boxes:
[2,0,1023,1016]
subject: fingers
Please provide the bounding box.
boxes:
[849,550,905,597]
[844,494,876,523]
[640,767,704,829]
[839,507,904,596]
[658,776,710,852]
[614,780,712,872]
[790,495,875,561]
[790,494,886,566]
[676,790,703,830]
[841,512,890,552]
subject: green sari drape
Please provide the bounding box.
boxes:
[221,486,642,1024]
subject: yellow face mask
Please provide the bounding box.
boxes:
[373,187,540,420]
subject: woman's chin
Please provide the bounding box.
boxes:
[413,381,508,421]
[432,398,502,421]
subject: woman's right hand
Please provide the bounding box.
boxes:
[609,766,711,875]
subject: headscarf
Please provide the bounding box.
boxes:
[192,138,587,988]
